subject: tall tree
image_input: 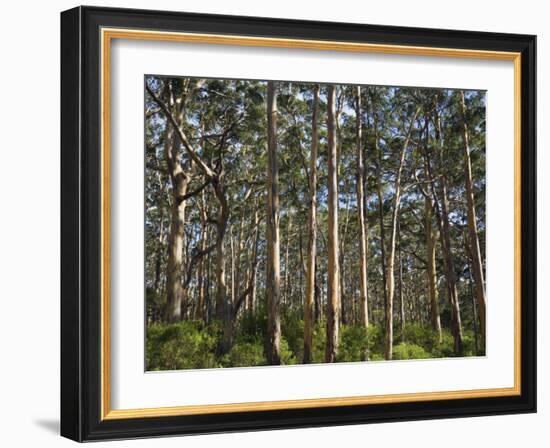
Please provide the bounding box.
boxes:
[432,105,464,355]
[153,81,192,323]
[195,191,209,320]
[417,118,442,342]
[151,171,167,300]
[384,106,419,360]
[459,90,486,344]
[326,85,341,363]
[304,84,320,364]
[163,118,188,323]
[266,81,282,365]
[355,86,369,329]
[397,219,405,340]
[246,209,261,312]
[147,80,234,351]
[371,91,388,314]
[424,176,442,341]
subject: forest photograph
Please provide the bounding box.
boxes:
[144,75,487,371]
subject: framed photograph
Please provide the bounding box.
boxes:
[61,6,536,441]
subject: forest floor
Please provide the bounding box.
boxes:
[146,309,481,371]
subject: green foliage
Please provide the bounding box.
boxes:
[462,330,482,357]
[366,324,385,356]
[225,341,266,367]
[237,307,267,343]
[399,323,439,352]
[146,321,220,370]
[281,307,304,362]
[145,313,481,370]
[311,321,327,364]
[337,325,369,362]
[395,323,483,359]
[392,343,431,360]
[430,330,456,359]
[280,337,297,365]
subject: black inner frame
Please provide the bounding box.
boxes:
[61,6,536,442]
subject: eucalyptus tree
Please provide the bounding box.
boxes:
[458,90,486,345]
[145,77,216,323]
[383,89,420,360]
[430,93,464,355]
[325,85,341,363]
[266,81,282,364]
[304,84,320,363]
[355,86,369,328]
[418,116,442,342]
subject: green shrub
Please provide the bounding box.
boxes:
[145,309,482,370]
[399,323,438,351]
[311,321,327,364]
[223,337,295,367]
[226,341,266,367]
[392,342,431,360]
[337,325,369,362]
[280,337,297,365]
[237,307,267,343]
[366,323,385,356]
[462,329,484,356]
[281,308,304,362]
[146,320,220,370]
[431,330,457,358]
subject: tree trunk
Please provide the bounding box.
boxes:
[398,220,405,342]
[165,190,187,322]
[196,193,208,321]
[468,257,480,355]
[439,178,464,355]
[459,90,486,345]
[384,109,418,360]
[355,86,369,329]
[340,189,351,325]
[195,123,208,321]
[326,85,341,363]
[283,212,293,306]
[230,225,236,308]
[164,115,191,323]
[153,214,165,296]
[421,125,442,340]
[234,210,247,310]
[247,210,261,312]
[205,252,212,323]
[374,116,388,312]
[464,230,480,355]
[153,172,167,298]
[214,182,232,353]
[425,194,442,342]
[266,81,282,365]
[432,111,464,356]
[304,84,319,364]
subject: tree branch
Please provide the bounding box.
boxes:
[182,242,217,289]
[176,179,212,204]
[146,84,215,179]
